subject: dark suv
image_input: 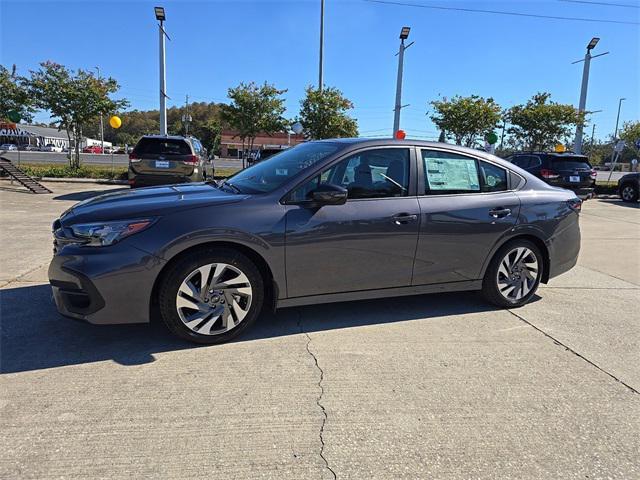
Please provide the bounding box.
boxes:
[505,152,596,199]
[128,135,213,188]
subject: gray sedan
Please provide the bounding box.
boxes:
[49,139,582,344]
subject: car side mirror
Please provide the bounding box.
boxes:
[308,183,348,206]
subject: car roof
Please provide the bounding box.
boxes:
[510,151,588,158]
[139,134,196,142]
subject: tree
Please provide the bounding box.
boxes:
[220,82,287,165]
[297,86,358,139]
[0,64,36,123]
[28,61,128,167]
[506,92,584,151]
[429,95,502,147]
[618,120,640,147]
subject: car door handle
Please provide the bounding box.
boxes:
[489,207,511,218]
[392,213,418,225]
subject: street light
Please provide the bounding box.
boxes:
[587,37,600,51]
[154,6,165,21]
[94,66,104,154]
[613,97,626,139]
[155,6,168,135]
[572,37,609,154]
[393,26,413,136]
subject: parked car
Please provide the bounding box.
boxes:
[505,152,596,199]
[0,143,18,151]
[128,135,213,187]
[41,144,63,152]
[82,145,103,154]
[618,172,639,202]
[49,139,582,344]
[18,144,40,151]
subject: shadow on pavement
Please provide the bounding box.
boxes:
[1,283,501,374]
[52,188,128,202]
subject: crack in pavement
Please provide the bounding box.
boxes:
[507,309,639,395]
[297,311,337,480]
[0,262,50,289]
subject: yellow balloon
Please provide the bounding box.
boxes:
[554,144,566,153]
[109,115,122,129]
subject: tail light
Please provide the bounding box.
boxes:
[567,197,582,213]
[540,168,560,179]
[129,153,141,163]
[590,169,597,179]
[182,155,198,165]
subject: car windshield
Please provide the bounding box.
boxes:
[226,142,341,194]
[552,157,591,170]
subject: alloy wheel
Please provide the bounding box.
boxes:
[496,247,539,302]
[176,262,253,335]
[621,186,636,201]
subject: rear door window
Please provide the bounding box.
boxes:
[422,150,480,194]
[551,157,591,171]
[479,161,508,192]
[134,138,191,155]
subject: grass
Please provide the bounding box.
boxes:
[14,163,239,181]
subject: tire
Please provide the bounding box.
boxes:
[482,239,543,308]
[158,248,264,344]
[619,183,639,203]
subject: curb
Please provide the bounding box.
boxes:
[37,177,127,185]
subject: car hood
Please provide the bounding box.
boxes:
[61,183,247,225]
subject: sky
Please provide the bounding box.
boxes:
[1,0,638,142]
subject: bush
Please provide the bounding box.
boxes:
[19,164,128,180]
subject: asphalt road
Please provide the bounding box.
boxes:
[1,150,244,170]
[1,181,638,479]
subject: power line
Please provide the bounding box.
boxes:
[559,0,639,8]
[363,0,640,25]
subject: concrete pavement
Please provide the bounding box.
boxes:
[1,182,638,479]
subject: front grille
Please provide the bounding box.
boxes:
[52,220,85,254]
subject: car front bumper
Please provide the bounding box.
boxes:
[48,242,166,325]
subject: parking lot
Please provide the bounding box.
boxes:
[1,181,638,479]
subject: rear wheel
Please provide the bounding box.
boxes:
[482,240,543,308]
[158,248,264,344]
[620,183,639,202]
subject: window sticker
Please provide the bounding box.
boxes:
[424,156,479,191]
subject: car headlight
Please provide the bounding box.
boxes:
[70,218,156,247]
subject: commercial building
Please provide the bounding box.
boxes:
[0,123,70,149]
[220,130,305,158]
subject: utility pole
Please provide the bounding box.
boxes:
[590,123,596,152]
[155,7,168,135]
[572,37,608,154]
[319,0,324,92]
[95,66,104,153]
[393,26,413,136]
[182,94,192,135]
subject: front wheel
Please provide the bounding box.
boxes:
[482,240,543,308]
[158,248,264,344]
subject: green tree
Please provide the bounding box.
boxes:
[506,92,584,151]
[429,95,502,147]
[28,62,128,167]
[297,86,358,139]
[0,64,36,123]
[220,82,287,164]
[618,120,640,147]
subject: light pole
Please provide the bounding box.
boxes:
[94,66,104,154]
[613,97,626,139]
[155,6,168,136]
[572,37,609,154]
[393,26,413,136]
[319,0,324,92]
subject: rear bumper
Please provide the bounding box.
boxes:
[48,243,166,325]
[547,213,581,280]
[128,172,195,187]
